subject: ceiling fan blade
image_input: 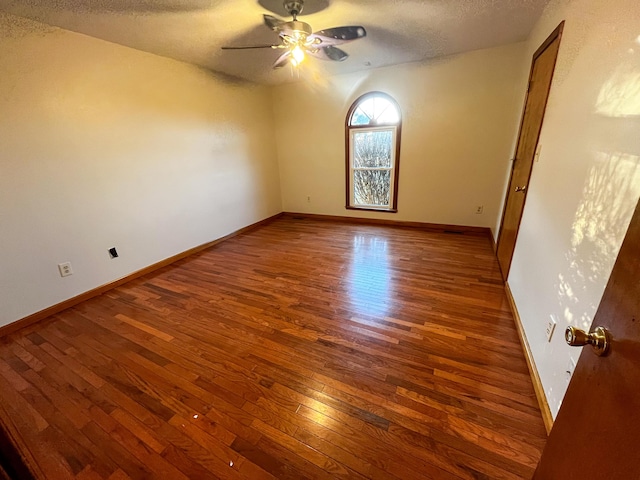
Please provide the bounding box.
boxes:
[221,44,282,50]
[273,50,291,69]
[264,14,285,31]
[312,26,366,44]
[307,45,349,62]
[324,46,349,62]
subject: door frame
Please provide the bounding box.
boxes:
[496,21,564,279]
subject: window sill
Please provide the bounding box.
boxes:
[346,206,398,213]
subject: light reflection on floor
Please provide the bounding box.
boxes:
[346,233,392,318]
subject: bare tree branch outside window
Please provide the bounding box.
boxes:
[353,130,392,206]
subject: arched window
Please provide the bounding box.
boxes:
[346,92,402,212]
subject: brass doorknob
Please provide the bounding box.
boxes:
[565,326,611,356]
[515,185,527,192]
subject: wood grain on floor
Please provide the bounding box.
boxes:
[0,217,546,479]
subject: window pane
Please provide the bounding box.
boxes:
[376,100,400,124]
[353,130,392,168]
[351,107,371,126]
[358,98,376,123]
[349,96,400,125]
[353,169,391,206]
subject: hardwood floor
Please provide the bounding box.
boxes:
[0,217,547,479]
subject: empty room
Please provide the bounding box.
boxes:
[1,0,639,478]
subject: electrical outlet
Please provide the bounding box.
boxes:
[58,262,73,277]
[565,357,576,383]
[545,317,557,342]
[475,205,484,214]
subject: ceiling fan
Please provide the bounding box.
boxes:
[221,0,367,69]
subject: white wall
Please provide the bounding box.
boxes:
[508,0,640,417]
[0,13,282,327]
[273,43,528,235]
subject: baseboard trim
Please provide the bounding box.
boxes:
[283,212,491,236]
[504,281,554,434]
[0,213,284,339]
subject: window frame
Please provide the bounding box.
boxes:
[348,126,398,210]
[345,92,402,213]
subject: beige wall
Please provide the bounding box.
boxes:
[0,13,282,327]
[272,43,528,235]
[508,0,640,417]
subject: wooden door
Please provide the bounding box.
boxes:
[534,199,640,478]
[496,22,564,279]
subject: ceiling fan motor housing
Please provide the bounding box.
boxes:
[282,20,313,38]
[284,0,304,18]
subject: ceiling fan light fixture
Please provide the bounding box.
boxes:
[221,0,367,72]
[291,44,306,65]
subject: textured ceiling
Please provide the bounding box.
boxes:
[0,0,549,84]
